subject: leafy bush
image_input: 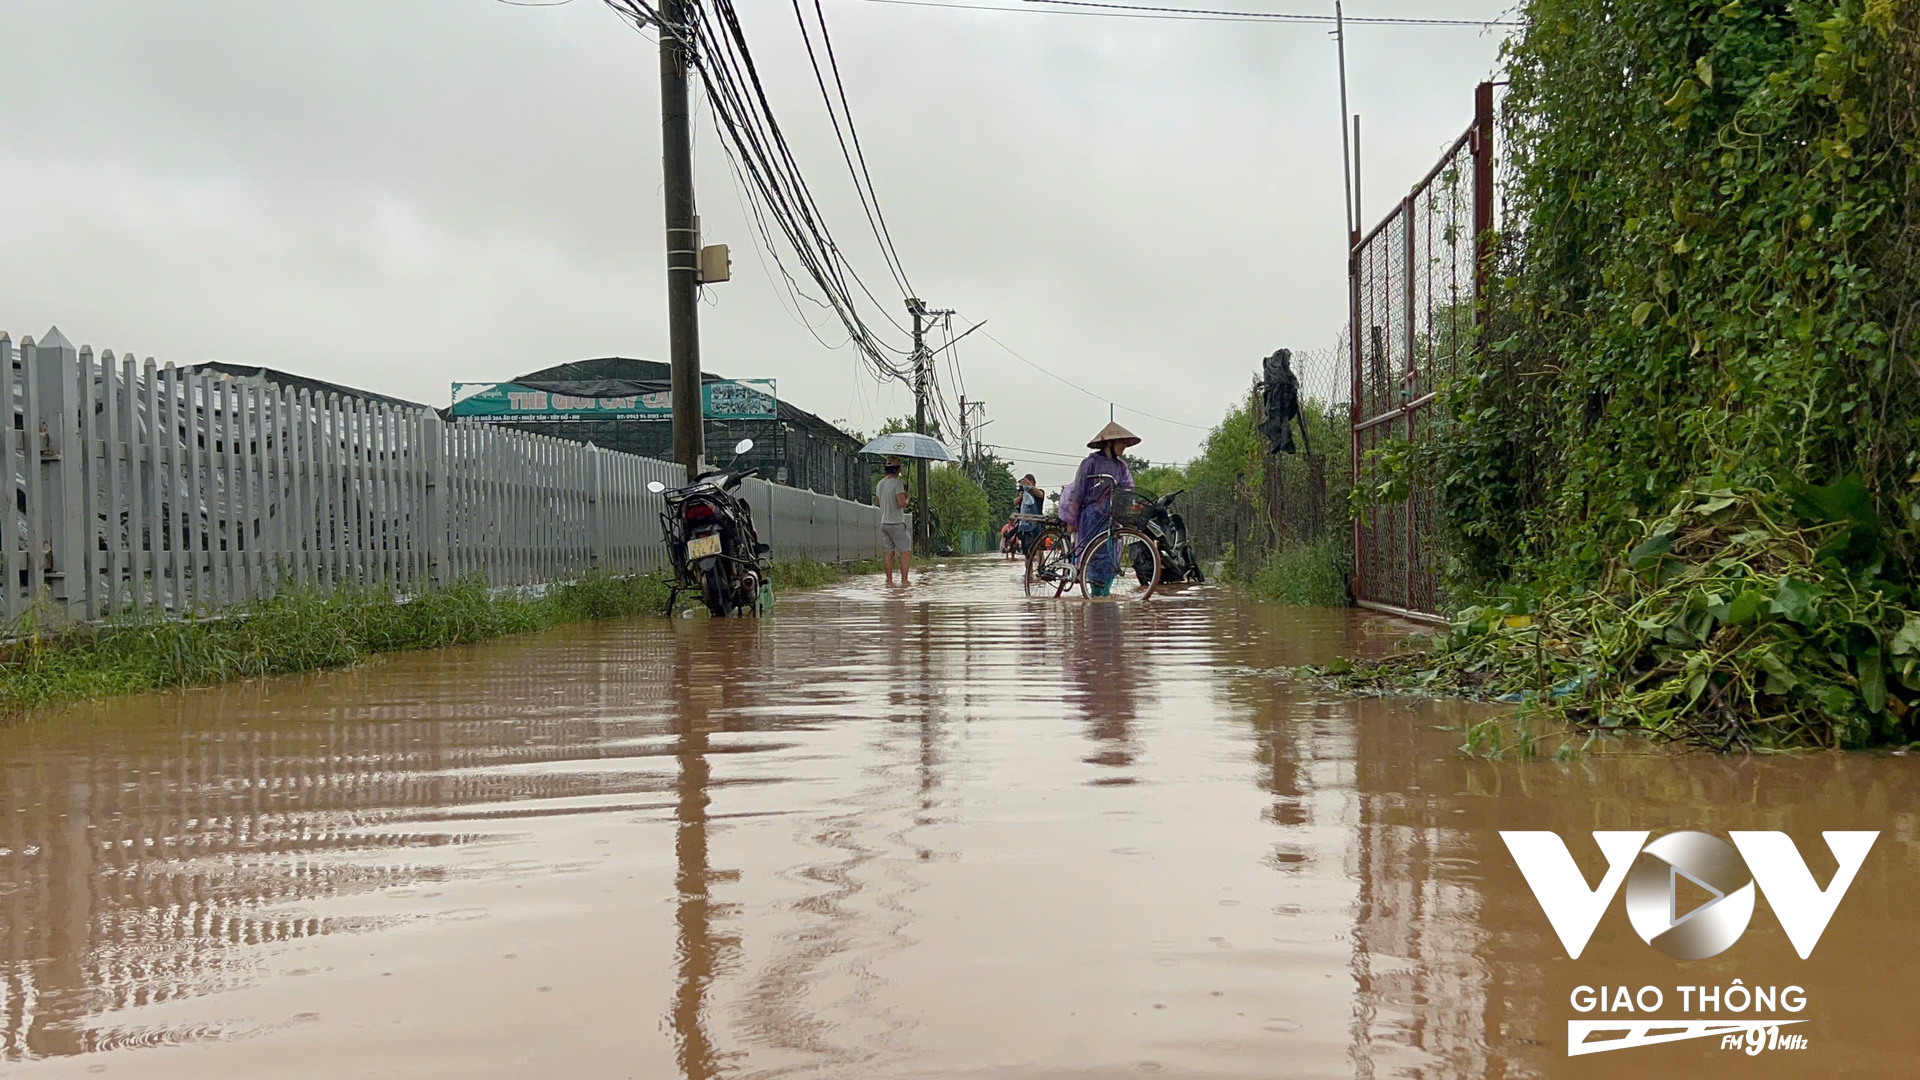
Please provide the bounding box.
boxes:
[980,457,1018,523]
[1183,389,1352,605]
[1246,534,1352,608]
[1368,0,1920,748]
[927,465,990,551]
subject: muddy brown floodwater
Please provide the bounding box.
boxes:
[1,557,1917,1079]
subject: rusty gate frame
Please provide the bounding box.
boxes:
[1349,82,1496,623]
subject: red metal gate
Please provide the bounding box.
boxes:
[1350,83,1496,622]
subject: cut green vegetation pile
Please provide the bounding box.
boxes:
[1333,480,1920,749]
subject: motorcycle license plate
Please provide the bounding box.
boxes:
[686,533,723,560]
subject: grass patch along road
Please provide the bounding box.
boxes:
[1,560,880,719]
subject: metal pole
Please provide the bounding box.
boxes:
[1353,115,1363,237]
[1402,193,1417,611]
[661,0,704,476]
[1336,1,1354,242]
[1349,113,1366,606]
[1472,81,1496,346]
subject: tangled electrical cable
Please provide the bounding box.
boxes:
[602,0,919,388]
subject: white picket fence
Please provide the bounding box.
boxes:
[2,328,881,624]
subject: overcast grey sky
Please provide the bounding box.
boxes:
[1,0,1513,487]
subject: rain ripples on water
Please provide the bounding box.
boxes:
[1,558,1916,1078]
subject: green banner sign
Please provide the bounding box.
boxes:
[450,379,777,421]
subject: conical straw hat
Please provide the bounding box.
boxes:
[1086,421,1141,449]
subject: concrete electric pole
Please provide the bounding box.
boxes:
[909,299,931,554]
[961,399,989,482]
[907,299,958,553]
[660,0,704,476]
[958,394,969,471]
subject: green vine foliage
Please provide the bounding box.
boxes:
[1394,0,1920,748]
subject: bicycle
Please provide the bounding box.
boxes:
[1022,479,1163,601]
[1017,514,1076,597]
[1069,477,1162,600]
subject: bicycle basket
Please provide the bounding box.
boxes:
[1106,485,1149,527]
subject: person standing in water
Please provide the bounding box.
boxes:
[1068,422,1138,598]
[1012,474,1047,555]
[876,458,912,585]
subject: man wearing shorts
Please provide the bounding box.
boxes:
[876,459,912,585]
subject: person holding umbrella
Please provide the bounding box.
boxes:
[1067,422,1138,598]
[856,432,954,583]
[876,457,913,585]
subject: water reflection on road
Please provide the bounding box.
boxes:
[0,557,1916,1078]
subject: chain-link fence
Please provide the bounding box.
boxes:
[1349,83,1495,621]
[1176,83,1496,614]
[1181,341,1352,585]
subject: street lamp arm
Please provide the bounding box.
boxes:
[922,318,988,360]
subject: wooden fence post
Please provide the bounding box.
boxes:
[26,329,87,623]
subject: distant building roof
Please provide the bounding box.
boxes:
[188,362,430,411]
[510,357,860,447]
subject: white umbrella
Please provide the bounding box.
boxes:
[859,432,954,462]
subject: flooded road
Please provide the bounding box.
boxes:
[1,556,1917,1078]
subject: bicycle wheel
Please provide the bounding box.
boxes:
[1076,526,1160,601]
[1024,532,1072,597]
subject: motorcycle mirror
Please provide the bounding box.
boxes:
[733,438,754,456]
[647,481,666,494]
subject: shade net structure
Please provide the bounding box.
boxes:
[452,358,872,505]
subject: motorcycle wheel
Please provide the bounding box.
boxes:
[1139,544,1186,587]
[701,565,734,616]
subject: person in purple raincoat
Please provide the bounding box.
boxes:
[1068,422,1139,597]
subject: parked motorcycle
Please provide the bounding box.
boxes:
[647,439,773,617]
[1131,489,1205,586]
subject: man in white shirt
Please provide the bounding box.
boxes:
[876,459,912,585]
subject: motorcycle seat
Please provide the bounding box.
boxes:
[754,542,772,555]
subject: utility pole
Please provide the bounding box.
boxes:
[906,298,954,554]
[909,298,930,554]
[661,0,704,476]
[1337,0,1355,243]
[961,399,989,482]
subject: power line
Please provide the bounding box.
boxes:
[989,441,1187,468]
[973,326,1214,431]
[701,0,920,347]
[1021,0,1514,25]
[604,0,924,389]
[704,1,912,341]
[845,0,1517,26]
[789,0,917,296]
